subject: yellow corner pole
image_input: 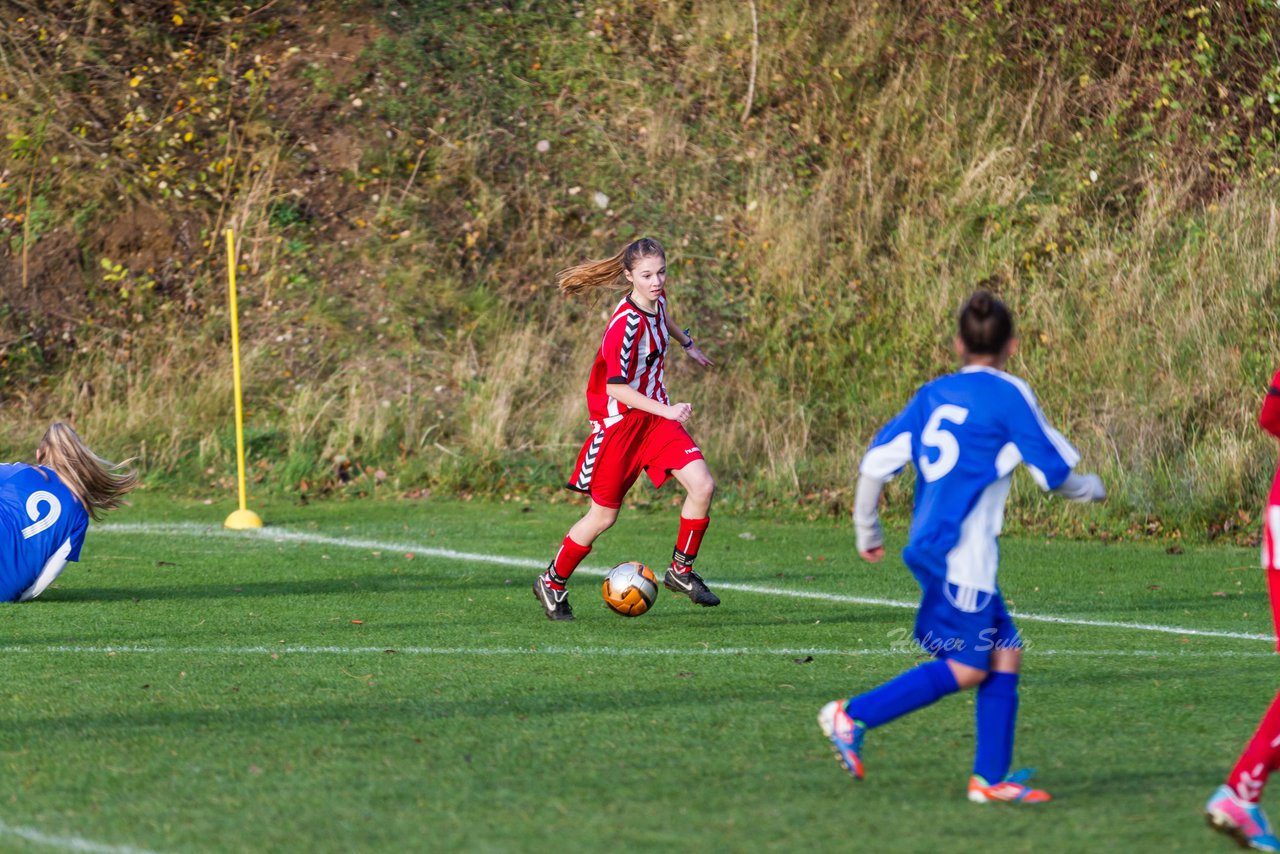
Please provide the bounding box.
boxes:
[224,228,263,530]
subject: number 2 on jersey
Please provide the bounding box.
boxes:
[919,404,970,482]
[21,490,62,539]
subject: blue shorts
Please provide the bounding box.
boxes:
[910,568,1022,670]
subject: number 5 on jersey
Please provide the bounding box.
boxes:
[919,405,969,482]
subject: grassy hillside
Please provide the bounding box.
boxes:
[2,1,1279,538]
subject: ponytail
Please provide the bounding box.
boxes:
[556,237,666,296]
[36,423,139,521]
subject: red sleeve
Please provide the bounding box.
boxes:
[600,312,637,385]
[1260,369,1280,438]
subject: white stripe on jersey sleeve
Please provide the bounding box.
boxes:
[1002,371,1080,467]
[860,431,913,480]
[965,366,1081,468]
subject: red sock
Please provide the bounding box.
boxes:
[671,516,710,574]
[1227,690,1280,802]
[543,535,591,590]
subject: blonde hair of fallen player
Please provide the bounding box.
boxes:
[36,423,138,519]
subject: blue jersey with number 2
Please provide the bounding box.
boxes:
[0,463,89,602]
[860,366,1079,594]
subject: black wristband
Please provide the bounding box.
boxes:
[682,328,694,350]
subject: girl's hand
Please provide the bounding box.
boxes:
[859,546,885,563]
[666,402,693,423]
[684,344,713,367]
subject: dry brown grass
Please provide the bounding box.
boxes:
[2,0,1278,530]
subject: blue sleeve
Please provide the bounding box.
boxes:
[1006,385,1080,490]
[860,394,920,480]
[67,515,88,562]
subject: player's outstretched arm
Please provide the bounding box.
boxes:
[664,315,713,367]
[853,473,887,562]
[1052,471,1107,503]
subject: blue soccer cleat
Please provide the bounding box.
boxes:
[818,700,866,781]
[1205,784,1280,852]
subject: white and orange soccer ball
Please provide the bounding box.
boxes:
[602,561,658,617]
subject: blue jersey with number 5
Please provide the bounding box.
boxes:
[0,463,89,601]
[860,366,1079,593]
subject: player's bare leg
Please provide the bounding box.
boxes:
[567,501,618,548]
[672,459,715,520]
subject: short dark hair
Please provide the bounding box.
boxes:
[958,289,1013,355]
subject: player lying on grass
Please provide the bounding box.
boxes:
[533,237,718,621]
[819,289,1106,803]
[0,422,138,601]
[1203,366,1280,852]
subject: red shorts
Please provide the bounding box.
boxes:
[566,411,704,509]
[1265,505,1280,650]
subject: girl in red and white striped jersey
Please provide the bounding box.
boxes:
[533,237,719,620]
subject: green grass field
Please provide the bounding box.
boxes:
[1,495,1274,853]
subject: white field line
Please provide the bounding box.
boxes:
[0,820,160,854]
[0,643,1274,659]
[98,522,1275,643]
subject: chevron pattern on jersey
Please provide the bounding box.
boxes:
[618,315,640,379]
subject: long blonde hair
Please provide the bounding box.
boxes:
[36,423,139,521]
[556,237,666,296]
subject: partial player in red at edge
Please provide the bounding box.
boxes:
[1205,368,1280,852]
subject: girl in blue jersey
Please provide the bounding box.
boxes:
[819,289,1106,803]
[0,423,137,601]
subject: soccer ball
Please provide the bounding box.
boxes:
[602,561,658,617]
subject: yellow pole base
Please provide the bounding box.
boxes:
[224,508,264,530]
